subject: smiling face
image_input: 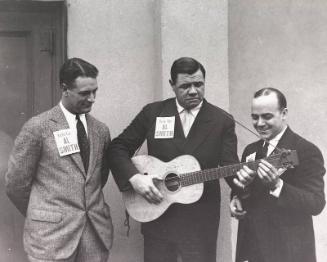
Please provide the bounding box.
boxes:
[251,92,288,140]
[62,76,98,114]
[170,69,205,110]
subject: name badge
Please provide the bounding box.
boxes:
[53,129,80,156]
[246,152,256,162]
[154,117,175,139]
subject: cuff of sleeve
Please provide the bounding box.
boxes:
[269,179,283,198]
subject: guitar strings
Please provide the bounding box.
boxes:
[162,151,293,186]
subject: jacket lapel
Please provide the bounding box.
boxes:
[85,115,100,182]
[156,99,185,153]
[183,100,216,154]
[49,105,86,176]
[154,99,216,154]
[269,127,297,179]
[271,127,294,155]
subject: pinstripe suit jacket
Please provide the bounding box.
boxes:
[5,105,113,260]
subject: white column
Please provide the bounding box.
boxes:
[158,1,231,261]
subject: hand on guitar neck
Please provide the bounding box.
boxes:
[129,173,163,204]
[231,159,287,220]
[124,150,298,222]
[233,159,286,191]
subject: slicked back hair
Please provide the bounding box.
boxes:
[254,87,287,110]
[59,57,98,88]
[170,57,206,85]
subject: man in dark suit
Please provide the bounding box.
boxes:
[5,58,113,262]
[108,57,239,262]
[231,88,325,262]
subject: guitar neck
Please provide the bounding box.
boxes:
[180,158,278,187]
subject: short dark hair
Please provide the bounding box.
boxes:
[170,57,206,84]
[59,57,98,88]
[254,87,287,110]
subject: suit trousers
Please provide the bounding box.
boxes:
[27,217,109,262]
[241,217,265,262]
[144,234,216,262]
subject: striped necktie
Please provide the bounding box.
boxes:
[76,114,89,172]
[181,109,193,137]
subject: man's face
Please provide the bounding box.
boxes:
[63,76,98,114]
[171,69,205,110]
[251,93,287,140]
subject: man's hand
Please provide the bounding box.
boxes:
[230,196,247,219]
[257,159,283,190]
[233,165,256,189]
[129,173,163,204]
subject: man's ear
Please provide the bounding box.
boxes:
[281,108,288,119]
[61,83,69,96]
[169,79,174,86]
[61,83,67,91]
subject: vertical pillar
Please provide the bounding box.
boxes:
[158,1,231,261]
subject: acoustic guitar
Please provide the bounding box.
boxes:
[123,149,298,222]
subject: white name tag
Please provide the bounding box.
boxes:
[53,129,80,156]
[246,152,256,162]
[154,117,175,139]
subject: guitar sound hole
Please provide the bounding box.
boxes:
[165,173,181,192]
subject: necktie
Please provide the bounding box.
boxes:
[181,109,193,137]
[76,114,89,172]
[256,141,269,160]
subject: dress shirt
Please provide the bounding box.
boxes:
[176,99,202,137]
[266,125,287,156]
[266,125,288,198]
[59,102,88,136]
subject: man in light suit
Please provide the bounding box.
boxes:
[108,57,239,262]
[6,58,113,262]
[230,88,325,262]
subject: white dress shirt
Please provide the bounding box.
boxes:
[266,126,287,157]
[266,125,288,197]
[176,99,202,137]
[59,102,88,136]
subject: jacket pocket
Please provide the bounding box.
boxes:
[30,209,63,223]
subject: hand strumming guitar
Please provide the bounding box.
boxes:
[129,173,163,204]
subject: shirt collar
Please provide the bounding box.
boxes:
[175,99,203,116]
[269,125,288,143]
[265,125,288,155]
[59,101,87,130]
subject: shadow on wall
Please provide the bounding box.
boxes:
[0,130,27,262]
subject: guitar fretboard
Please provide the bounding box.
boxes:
[180,156,281,187]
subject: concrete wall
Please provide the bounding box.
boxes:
[67,1,231,262]
[67,1,156,261]
[10,0,325,261]
[229,1,327,261]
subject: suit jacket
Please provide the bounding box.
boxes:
[5,105,113,260]
[236,127,325,262]
[108,98,239,241]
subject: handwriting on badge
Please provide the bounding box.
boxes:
[55,130,71,138]
[58,144,80,155]
[155,130,174,137]
[154,117,175,139]
[53,129,80,156]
